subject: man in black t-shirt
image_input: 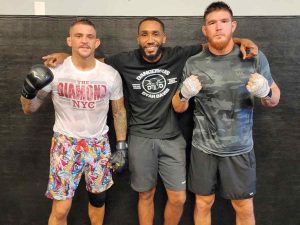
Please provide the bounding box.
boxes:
[104,18,201,225]
[43,17,257,225]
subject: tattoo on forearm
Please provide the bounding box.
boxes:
[20,90,49,114]
[111,98,127,141]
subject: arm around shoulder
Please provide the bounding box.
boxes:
[233,37,258,59]
[42,52,70,68]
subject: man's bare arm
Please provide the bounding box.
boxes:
[43,53,105,67]
[20,90,49,115]
[43,53,69,67]
[172,91,189,113]
[111,97,127,141]
[202,38,258,59]
[233,37,258,59]
[261,82,280,107]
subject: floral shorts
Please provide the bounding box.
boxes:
[45,132,113,200]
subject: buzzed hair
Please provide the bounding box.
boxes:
[69,17,96,34]
[204,1,233,21]
[138,17,165,33]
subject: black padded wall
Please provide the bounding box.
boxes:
[0,16,299,225]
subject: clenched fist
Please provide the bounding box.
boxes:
[180,75,202,100]
[246,73,270,98]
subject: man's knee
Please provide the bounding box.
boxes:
[51,200,72,221]
[167,190,186,207]
[51,208,69,221]
[195,194,215,211]
[88,191,106,208]
[231,198,254,216]
[139,188,156,201]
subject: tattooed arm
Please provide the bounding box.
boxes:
[20,90,49,115]
[110,97,128,173]
[111,97,127,141]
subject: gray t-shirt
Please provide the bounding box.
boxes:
[182,45,273,156]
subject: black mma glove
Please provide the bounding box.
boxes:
[110,141,128,173]
[21,64,54,99]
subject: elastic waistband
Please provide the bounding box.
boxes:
[53,132,108,145]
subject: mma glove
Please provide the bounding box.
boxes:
[180,75,201,101]
[21,64,54,99]
[110,141,128,173]
[247,73,271,99]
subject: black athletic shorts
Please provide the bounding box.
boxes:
[188,146,256,200]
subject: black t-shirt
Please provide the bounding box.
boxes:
[105,45,202,139]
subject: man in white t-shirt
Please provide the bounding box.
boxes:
[20,18,127,225]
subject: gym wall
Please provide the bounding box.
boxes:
[0,15,299,225]
[1,0,300,16]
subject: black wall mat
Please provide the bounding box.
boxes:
[0,16,299,225]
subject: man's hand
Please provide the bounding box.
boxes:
[42,53,69,68]
[180,75,202,101]
[246,73,270,98]
[110,141,128,173]
[21,64,53,99]
[234,38,258,60]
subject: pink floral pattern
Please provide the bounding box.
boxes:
[45,133,113,200]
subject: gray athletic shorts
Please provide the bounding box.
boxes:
[128,134,186,192]
[188,146,256,200]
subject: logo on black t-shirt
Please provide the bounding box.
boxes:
[143,74,166,93]
[133,69,176,99]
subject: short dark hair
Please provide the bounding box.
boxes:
[138,17,165,33]
[204,1,233,21]
[70,17,96,31]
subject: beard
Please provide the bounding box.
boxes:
[207,35,231,50]
[139,45,163,62]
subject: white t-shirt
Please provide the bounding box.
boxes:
[43,56,123,139]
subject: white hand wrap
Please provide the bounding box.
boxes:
[247,73,270,98]
[180,76,200,100]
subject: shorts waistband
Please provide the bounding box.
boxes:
[53,132,108,145]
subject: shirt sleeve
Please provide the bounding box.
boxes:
[109,70,123,100]
[255,51,274,86]
[177,61,191,91]
[182,44,203,58]
[104,54,121,71]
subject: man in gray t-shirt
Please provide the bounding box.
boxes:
[172,2,280,225]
